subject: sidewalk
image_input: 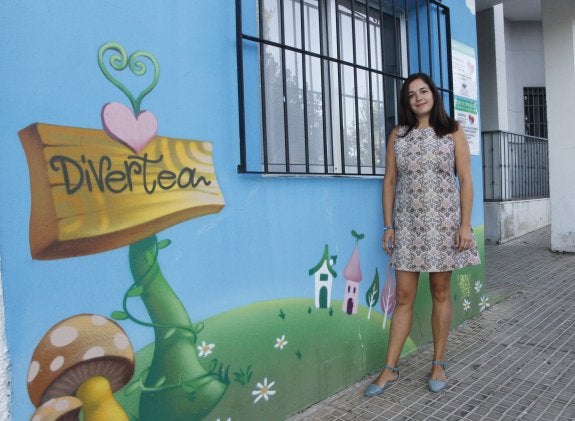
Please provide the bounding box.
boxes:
[287,226,575,420]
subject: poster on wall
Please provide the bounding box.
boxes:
[454,96,480,155]
[452,40,478,100]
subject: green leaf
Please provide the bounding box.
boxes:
[182,330,197,344]
[182,382,196,394]
[124,382,141,396]
[154,376,167,388]
[127,285,144,297]
[365,268,380,306]
[163,328,176,339]
[111,311,129,320]
[157,239,172,249]
[193,322,205,335]
[351,229,358,238]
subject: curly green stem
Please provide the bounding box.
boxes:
[98,41,160,114]
[119,283,203,342]
[128,235,228,421]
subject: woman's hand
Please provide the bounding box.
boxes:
[382,229,395,255]
[455,226,474,251]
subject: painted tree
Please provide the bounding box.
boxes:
[365,268,380,320]
[380,263,396,329]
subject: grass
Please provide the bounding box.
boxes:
[117,298,415,420]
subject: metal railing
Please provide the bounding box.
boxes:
[482,130,549,201]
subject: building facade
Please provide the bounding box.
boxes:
[0,1,486,419]
[477,0,575,251]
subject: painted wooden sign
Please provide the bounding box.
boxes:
[19,123,224,259]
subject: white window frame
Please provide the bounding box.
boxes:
[259,0,408,175]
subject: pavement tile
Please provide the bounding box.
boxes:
[521,414,540,421]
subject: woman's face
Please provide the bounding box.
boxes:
[407,78,434,119]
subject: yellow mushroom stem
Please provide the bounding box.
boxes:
[75,375,129,421]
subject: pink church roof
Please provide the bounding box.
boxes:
[343,245,362,283]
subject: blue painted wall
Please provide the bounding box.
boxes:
[0,1,484,420]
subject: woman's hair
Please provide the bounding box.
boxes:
[397,72,458,137]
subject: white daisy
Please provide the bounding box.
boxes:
[463,299,471,311]
[474,280,482,293]
[216,418,231,421]
[274,335,288,350]
[251,378,276,403]
[197,340,215,357]
[480,295,490,311]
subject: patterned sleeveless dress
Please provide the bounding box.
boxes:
[390,126,481,272]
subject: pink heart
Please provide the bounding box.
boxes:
[101,102,158,153]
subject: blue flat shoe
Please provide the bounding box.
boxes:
[427,360,448,393]
[364,365,400,397]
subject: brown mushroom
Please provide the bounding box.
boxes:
[27,314,134,419]
[30,396,82,421]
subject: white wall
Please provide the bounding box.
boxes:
[0,264,10,421]
[542,0,575,252]
[505,20,545,134]
[477,8,546,135]
[477,5,509,131]
[484,199,550,244]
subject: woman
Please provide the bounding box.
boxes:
[364,73,480,396]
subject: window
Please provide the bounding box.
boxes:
[237,0,452,176]
[524,87,547,139]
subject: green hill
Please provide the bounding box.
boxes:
[118,298,415,421]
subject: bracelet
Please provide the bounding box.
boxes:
[383,226,395,231]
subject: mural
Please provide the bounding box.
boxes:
[15,39,488,420]
[308,245,337,309]
[380,265,397,329]
[16,42,422,421]
[2,2,486,420]
[28,314,134,420]
[341,230,364,315]
[21,42,229,420]
[20,42,224,260]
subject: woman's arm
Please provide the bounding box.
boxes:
[453,124,474,250]
[382,127,398,255]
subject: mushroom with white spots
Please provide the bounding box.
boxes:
[30,396,82,421]
[27,314,134,420]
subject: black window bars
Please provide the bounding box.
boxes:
[524,87,548,139]
[236,0,453,176]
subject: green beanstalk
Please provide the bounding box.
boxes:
[127,235,228,420]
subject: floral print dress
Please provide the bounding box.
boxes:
[390,126,481,272]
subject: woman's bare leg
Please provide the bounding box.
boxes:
[429,271,452,382]
[373,270,419,386]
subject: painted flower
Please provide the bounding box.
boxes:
[274,335,288,350]
[197,340,215,357]
[463,299,471,311]
[480,295,490,311]
[474,280,482,293]
[252,378,276,403]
